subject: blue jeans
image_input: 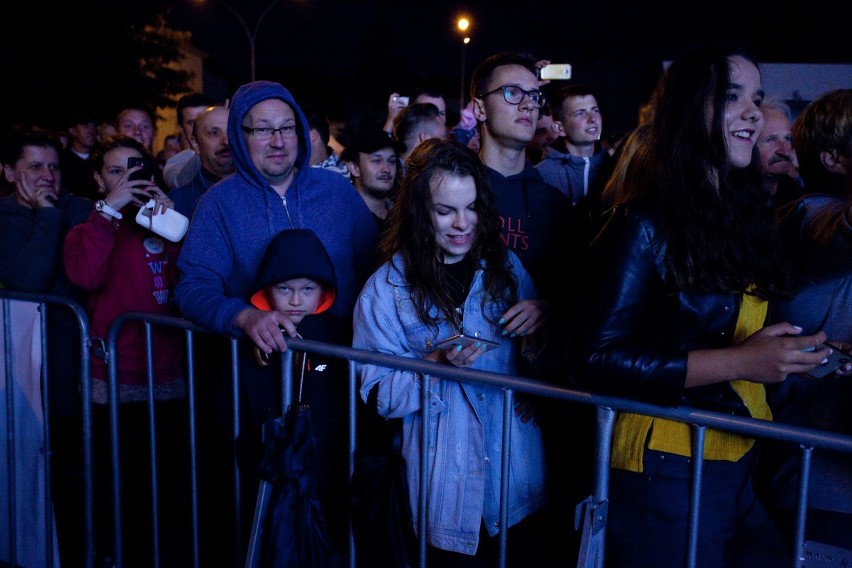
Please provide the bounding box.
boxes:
[605,446,787,568]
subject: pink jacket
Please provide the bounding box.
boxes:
[64,210,185,386]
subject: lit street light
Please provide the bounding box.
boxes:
[457,17,471,113]
[196,0,284,82]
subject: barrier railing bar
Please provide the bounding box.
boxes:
[4,300,852,567]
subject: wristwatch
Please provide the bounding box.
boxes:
[95,200,122,220]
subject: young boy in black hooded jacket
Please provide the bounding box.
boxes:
[241,228,352,566]
[245,228,411,567]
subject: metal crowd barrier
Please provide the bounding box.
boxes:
[2,291,93,568]
[3,292,852,568]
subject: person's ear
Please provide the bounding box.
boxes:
[553,120,567,138]
[820,148,848,175]
[472,98,487,122]
[308,128,321,146]
[345,161,360,179]
[93,171,108,195]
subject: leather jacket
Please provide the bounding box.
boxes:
[571,196,753,416]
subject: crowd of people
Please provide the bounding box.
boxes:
[1,40,851,568]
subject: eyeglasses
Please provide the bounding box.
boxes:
[241,125,298,140]
[478,85,546,108]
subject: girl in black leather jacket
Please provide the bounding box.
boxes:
[571,43,834,568]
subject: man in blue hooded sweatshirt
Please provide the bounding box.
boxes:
[175,81,379,354]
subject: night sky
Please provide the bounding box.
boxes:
[165,0,852,138]
[1,0,848,139]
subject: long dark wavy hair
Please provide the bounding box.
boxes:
[379,138,517,329]
[617,43,791,300]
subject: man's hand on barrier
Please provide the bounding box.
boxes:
[235,307,298,355]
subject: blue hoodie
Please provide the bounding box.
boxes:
[535,145,612,206]
[175,81,378,335]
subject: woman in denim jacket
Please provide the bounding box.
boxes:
[353,138,551,565]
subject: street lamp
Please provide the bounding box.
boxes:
[456,17,471,112]
[196,0,284,82]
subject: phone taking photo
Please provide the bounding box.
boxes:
[127,156,155,183]
[538,63,572,81]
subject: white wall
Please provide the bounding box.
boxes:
[761,63,852,102]
[662,61,852,108]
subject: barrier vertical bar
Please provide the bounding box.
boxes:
[687,425,706,568]
[2,300,18,566]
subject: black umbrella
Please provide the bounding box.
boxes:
[253,352,331,568]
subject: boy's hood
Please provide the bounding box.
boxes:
[250,229,337,313]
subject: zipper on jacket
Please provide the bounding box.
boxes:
[280,194,295,228]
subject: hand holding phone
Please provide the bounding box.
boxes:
[127,156,157,201]
[802,342,852,380]
[434,333,499,353]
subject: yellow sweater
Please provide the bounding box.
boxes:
[611,292,772,472]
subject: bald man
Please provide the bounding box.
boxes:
[169,105,234,219]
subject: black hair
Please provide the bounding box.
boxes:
[0,125,63,166]
[470,51,538,103]
[549,84,596,122]
[301,104,331,145]
[392,103,443,151]
[176,93,214,126]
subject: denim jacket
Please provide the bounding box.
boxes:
[352,251,548,554]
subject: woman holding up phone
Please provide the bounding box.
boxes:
[352,138,553,565]
[63,134,188,566]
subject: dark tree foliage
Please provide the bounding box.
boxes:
[1,0,193,132]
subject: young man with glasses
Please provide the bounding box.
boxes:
[470,50,591,562]
[471,51,575,312]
